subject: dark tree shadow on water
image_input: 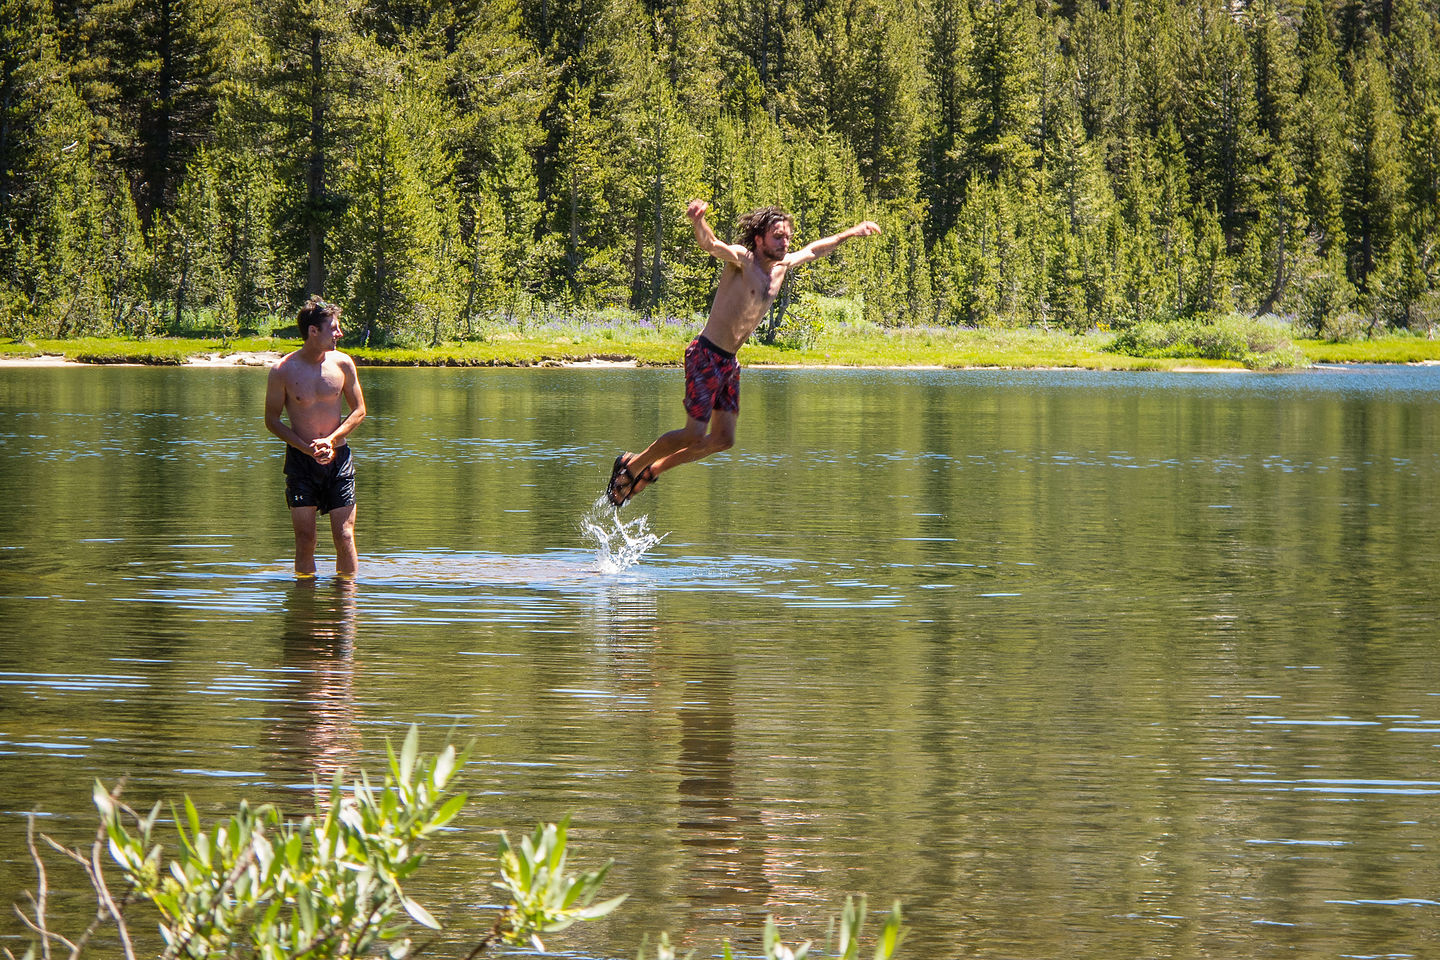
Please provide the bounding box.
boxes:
[677,652,773,940]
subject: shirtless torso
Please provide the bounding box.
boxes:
[699,226,797,354]
[264,316,364,466]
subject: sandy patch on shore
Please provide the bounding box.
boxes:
[0,350,286,367]
[184,351,284,367]
[549,356,639,367]
[0,354,76,366]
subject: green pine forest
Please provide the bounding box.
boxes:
[2,0,1438,346]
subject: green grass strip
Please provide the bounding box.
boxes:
[4,330,1439,369]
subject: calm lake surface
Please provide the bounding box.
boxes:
[2,363,1439,959]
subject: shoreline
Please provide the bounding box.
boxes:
[0,351,1231,372]
[0,349,1436,373]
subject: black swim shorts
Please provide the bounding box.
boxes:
[284,444,356,515]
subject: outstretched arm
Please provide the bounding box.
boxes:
[784,220,882,268]
[687,199,750,268]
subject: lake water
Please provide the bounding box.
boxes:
[1,363,1438,959]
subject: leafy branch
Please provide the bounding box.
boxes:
[8,726,906,960]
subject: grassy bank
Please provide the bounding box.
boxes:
[3,326,1439,369]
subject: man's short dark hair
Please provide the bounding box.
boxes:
[297,295,340,339]
[737,206,794,253]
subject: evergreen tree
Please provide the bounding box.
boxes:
[626,63,704,312]
[0,0,56,333]
[1336,0,1391,53]
[1153,118,1195,318]
[462,124,547,326]
[1132,0,1181,138]
[1185,202,1234,316]
[1243,146,1307,314]
[1045,88,1117,329]
[439,0,548,321]
[1343,46,1403,287]
[158,144,229,332]
[813,0,926,204]
[1112,138,1168,325]
[1367,231,1431,329]
[548,79,627,303]
[1294,0,1348,252]
[221,148,286,324]
[16,74,147,336]
[1177,0,1262,242]
[920,0,972,237]
[334,44,464,343]
[1247,0,1298,149]
[248,0,354,300]
[714,0,808,118]
[1069,0,1131,163]
[1387,0,1440,247]
[965,0,1039,184]
[642,0,722,115]
[1,0,50,230]
[788,122,867,296]
[443,0,548,168]
[937,177,1023,325]
[110,0,231,228]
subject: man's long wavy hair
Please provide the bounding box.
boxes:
[736,206,794,253]
[297,295,340,339]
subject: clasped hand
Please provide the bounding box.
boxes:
[309,437,336,464]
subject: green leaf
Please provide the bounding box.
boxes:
[433,745,456,789]
[575,893,628,919]
[838,895,863,960]
[91,780,114,817]
[427,793,466,831]
[400,724,419,788]
[184,795,202,839]
[403,896,440,929]
[873,902,905,960]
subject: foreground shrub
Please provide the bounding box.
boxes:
[8,726,905,960]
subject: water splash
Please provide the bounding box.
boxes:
[580,496,666,574]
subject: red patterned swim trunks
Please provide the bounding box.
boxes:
[683,335,740,422]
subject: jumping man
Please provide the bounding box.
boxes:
[265,296,367,577]
[606,200,881,506]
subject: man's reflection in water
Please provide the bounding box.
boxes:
[676,651,773,932]
[587,584,770,935]
[267,578,360,793]
[589,581,659,652]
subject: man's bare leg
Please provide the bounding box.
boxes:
[330,504,358,577]
[623,412,737,499]
[291,506,320,576]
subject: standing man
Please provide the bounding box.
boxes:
[265,296,367,577]
[606,200,881,506]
